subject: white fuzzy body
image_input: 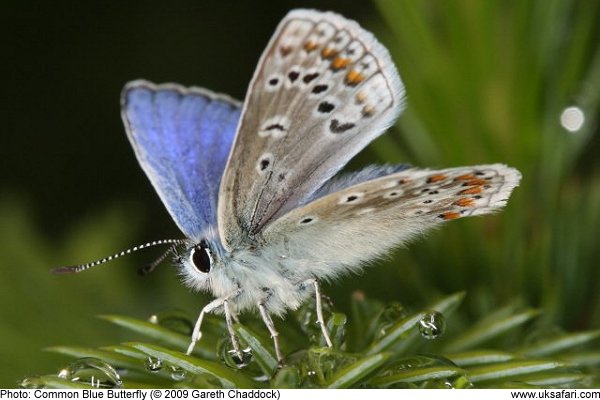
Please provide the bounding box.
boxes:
[179,163,521,318]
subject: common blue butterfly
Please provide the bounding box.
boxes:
[56,9,521,362]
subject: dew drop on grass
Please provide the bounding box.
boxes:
[169,365,188,381]
[297,297,335,346]
[422,374,473,389]
[19,376,44,389]
[306,347,357,385]
[145,356,163,373]
[57,357,122,388]
[217,337,253,369]
[376,302,408,338]
[418,311,446,339]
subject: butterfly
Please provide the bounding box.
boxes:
[56,9,521,362]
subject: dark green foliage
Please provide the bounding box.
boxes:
[25,293,598,388]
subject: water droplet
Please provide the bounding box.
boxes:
[382,302,407,321]
[57,358,122,388]
[306,347,357,385]
[418,311,446,339]
[169,366,187,382]
[145,356,163,373]
[422,379,454,389]
[376,302,408,338]
[217,337,253,369]
[19,376,44,389]
[148,310,193,336]
[296,296,337,347]
[451,374,474,389]
[421,374,473,389]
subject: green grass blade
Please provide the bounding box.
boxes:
[446,350,516,367]
[369,365,465,386]
[99,315,215,359]
[47,346,145,373]
[430,292,467,315]
[468,359,567,384]
[561,351,600,368]
[326,353,390,388]
[128,342,258,388]
[518,330,600,357]
[519,372,591,387]
[365,312,426,355]
[443,308,540,352]
[102,344,149,359]
[366,292,465,355]
[47,345,176,385]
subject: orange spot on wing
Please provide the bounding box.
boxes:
[439,212,461,220]
[279,46,293,57]
[345,70,365,86]
[458,187,482,195]
[331,57,350,71]
[427,174,447,183]
[463,179,487,186]
[362,104,375,117]
[455,174,476,181]
[303,41,318,52]
[321,47,338,59]
[355,91,367,104]
[454,198,475,207]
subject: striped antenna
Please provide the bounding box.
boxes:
[52,239,186,275]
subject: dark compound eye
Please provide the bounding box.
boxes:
[190,241,212,274]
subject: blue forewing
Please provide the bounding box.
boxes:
[121,80,241,240]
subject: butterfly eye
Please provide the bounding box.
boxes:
[190,242,212,274]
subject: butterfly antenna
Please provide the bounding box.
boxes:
[52,239,186,275]
[137,242,181,276]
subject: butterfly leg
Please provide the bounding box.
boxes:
[223,298,243,360]
[187,298,223,355]
[313,279,333,348]
[186,289,242,356]
[258,302,283,363]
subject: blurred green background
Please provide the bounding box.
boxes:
[1,0,598,387]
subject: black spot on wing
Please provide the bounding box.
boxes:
[264,124,286,132]
[288,71,299,82]
[312,84,328,94]
[318,102,335,113]
[330,119,355,133]
[303,73,319,84]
